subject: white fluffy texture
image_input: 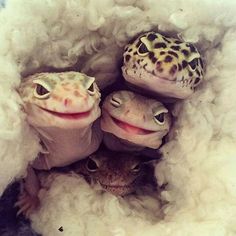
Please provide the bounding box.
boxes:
[1,0,236,235]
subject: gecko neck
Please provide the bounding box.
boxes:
[32,120,102,170]
[103,132,145,152]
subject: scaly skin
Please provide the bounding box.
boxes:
[122,31,204,99]
[16,71,102,217]
[101,90,171,151]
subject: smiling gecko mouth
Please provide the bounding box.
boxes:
[110,116,155,135]
[123,66,177,82]
[39,107,92,119]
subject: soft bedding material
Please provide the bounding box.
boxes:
[0,0,236,235]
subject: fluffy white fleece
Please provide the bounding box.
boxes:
[1,0,236,235]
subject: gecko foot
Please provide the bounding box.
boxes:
[15,191,40,218]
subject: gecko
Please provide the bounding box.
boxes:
[16,71,103,216]
[101,90,171,152]
[122,31,204,99]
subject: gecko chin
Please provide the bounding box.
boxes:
[100,183,134,196]
[110,116,155,135]
[38,106,92,120]
[122,66,192,99]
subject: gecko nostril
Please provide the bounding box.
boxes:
[156,61,162,68]
[64,98,71,106]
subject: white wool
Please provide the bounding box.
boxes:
[0,0,236,235]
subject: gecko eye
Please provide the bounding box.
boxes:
[131,163,141,172]
[137,43,149,56]
[86,158,99,172]
[154,113,165,125]
[110,96,122,108]
[87,83,96,96]
[189,58,199,71]
[33,82,51,99]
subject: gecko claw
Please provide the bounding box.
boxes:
[15,191,40,218]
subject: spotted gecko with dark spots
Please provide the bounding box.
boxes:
[122,31,204,99]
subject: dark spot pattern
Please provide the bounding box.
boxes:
[196,70,201,76]
[181,49,189,56]
[154,42,167,49]
[175,40,182,44]
[162,37,171,43]
[178,63,182,71]
[125,55,131,62]
[187,44,197,53]
[188,71,193,77]
[182,60,188,68]
[136,40,142,48]
[164,55,173,63]
[194,77,201,84]
[152,57,157,63]
[160,51,166,55]
[171,45,180,51]
[170,65,177,75]
[168,51,179,58]
[189,58,198,70]
[199,58,204,68]
[147,33,157,41]
[128,48,132,52]
[148,52,155,59]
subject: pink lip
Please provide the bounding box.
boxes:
[110,116,155,135]
[39,107,91,120]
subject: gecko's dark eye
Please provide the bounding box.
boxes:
[33,81,51,99]
[87,83,96,96]
[86,158,99,172]
[131,163,141,172]
[137,43,149,55]
[154,113,165,125]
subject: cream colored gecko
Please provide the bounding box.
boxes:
[16,71,102,216]
[122,31,204,99]
[101,90,171,152]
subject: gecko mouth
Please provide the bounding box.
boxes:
[39,107,91,119]
[123,66,177,82]
[100,183,134,196]
[110,116,155,135]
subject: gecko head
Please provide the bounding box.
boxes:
[122,32,204,99]
[18,72,101,128]
[79,150,155,196]
[101,90,171,149]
